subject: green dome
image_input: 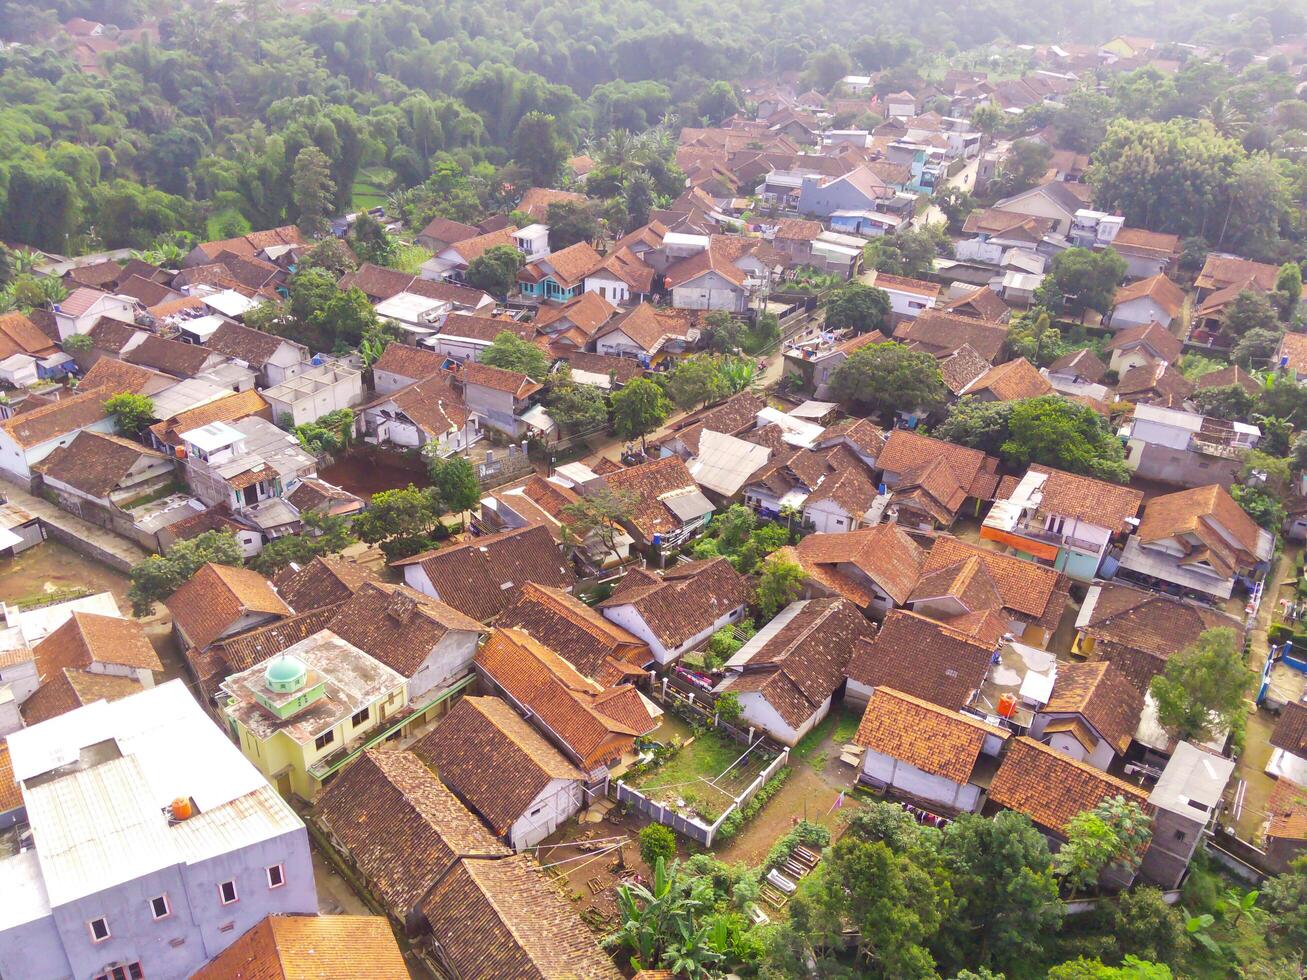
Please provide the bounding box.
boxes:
[264,656,307,693]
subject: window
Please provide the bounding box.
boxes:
[314,729,335,751]
[219,880,238,905]
[266,864,285,889]
[351,707,370,727]
[149,894,170,920]
[94,965,143,980]
[89,917,111,942]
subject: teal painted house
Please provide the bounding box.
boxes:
[518,240,604,302]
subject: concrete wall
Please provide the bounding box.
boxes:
[804,497,863,534]
[734,690,830,747]
[408,630,481,703]
[861,748,982,812]
[1111,297,1172,330]
[1126,441,1242,489]
[585,274,630,305]
[672,273,746,313]
[0,901,71,979]
[508,777,584,850]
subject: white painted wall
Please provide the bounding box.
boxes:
[1111,297,1173,330]
[407,630,482,703]
[507,777,584,850]
[601,602,744,665]
[861,748,983,812]
[803,497,862,534]
[734,689,830,747]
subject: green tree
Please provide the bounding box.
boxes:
[714,690,743,724]
[1039,247,1127,317]
[864,227,950,279]
[1006,309,1067,366]
[1192,383,1256,421]
[428,454,481,515]
[301,238,358,277]
[824,282,892,335]
[1275,262,1303,320]
[665,356,730,410]
[545,372,609,433]
[638,824,677,868]
[291,146,336,238]
[350,485,445,561]
[1149,628,1250,744]
[757,554,804,620]
[606,858,722,976]
[465,244,523,297]
[1048,957,1174,979]
[249,513,355,575]
[1223,290,1281,339]
[1054,796,1153,895]
[348,212,396,266]
[933,397,1015,455]
[312,287,379,351]
[991,139,1053,197]
[1002,395,1131,483]
[103,392,155,437]
[830,341,946,419]
[481,331,549,380]
[703,311,746,353]
[611,378,671,452]
[1262,854,1307,949]
[544,200,599,250]
[1113,886,1188,966]
[560,488,635,564]
[934,811,1064,975]
[128,530,243,615]
[936,186,977,232]
[1231,482,1286,531]
[512,112,568,187]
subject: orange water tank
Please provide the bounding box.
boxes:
[997,693,1017,718]
[170,797,193,820]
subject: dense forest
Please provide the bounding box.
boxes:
[0,0,1304,255]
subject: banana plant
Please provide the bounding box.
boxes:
[1183,908,1220,955]
[1217,887,1262,928]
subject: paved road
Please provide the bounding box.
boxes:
[915,155,980,231]
[1,479,149,570]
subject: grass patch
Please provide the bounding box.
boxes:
[387,243,432,275]
[632,730,744,793]
[351,166,396,211]
[16,586,92,611]
[791,707,861,771]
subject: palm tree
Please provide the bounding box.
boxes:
[1202,96,1249,139]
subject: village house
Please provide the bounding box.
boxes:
[203,322,309,388]
[778,525,925,618]
[166,561,291,652]
[51,287,136,340]
[460,361,544,438]
[15,611,162,729]
[518,241,604,303]
[941,285,1013,322]
[552,349,644,392]
[893,309,1008,363]
[853,687,1010,813]
[533,291,619,350]
[1043,348,1110,400]
[1138,741,1236,888]
[796,166,894,218]
[981,464,1144,581]
[584,246,657,306]
[1276,331,1307,382]
[193,915,409,979]
[956,209,1057,266]
[1123,403,1260,489]
[1029,661,1144,770]
[358,373,477,455]
[411,696,586,850]
[219,631,408,800]
[474,628,658,800]
[844,609,997,710]
[781,331,881,400]
[147,389,272,452]
[914,535,1073,649]
[32,430,174,519]
[876,429,1003,530]
[1269,700,1307,787]
[313,747,619,977]
[368,343,449,395]
[1264,776,1307,874]
[1107,274,1187,331]
[0,681,316,980]
[1104,229,1180,280]
[415,216,479,252]
[1117,484,1273,602]
[599,557,752,665]
[595,455,716,552]
[1073,582,1243,693]
[123,335,227,380]
[497,582,653,681]
[989,736,1152,888]
[715,597,874,745]
[420,226,521,282]
[183,225,303,268]
[992,180,1094,235]
[259,360,363,428]
[0,312,70,387]
[0,390,116,484]
[272,555,375,613]
[424,313,536,365]
[480,475,635,570]
[663,238,773,313]
[1104,320,1183,374]
[658,391,767,459]
[957,357,1053,402]
[867,272,941,322]
[395,523,577,622]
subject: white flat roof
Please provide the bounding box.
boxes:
[756,406,824,448]
[375,291,447,322]
[180,313,225,340]
[180,420,245,453]
[515,223,549,238]
[201,289,261,319]
[0,850,51,931]
[8,592,120,648]
[689,429,772,497]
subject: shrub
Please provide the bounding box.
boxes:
[638,823,677,867]
[763,818,830,871]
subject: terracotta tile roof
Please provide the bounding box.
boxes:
[437,312,533,346]
[192,914,410,980]
[1043,661,1143,755]
[0,743,19,815]
[910,554,1003,613]
[961,208,1056,239]
[496,582,652,678]
[557,350,644,386]
[855,686,1009,782]
[1112,274,1186,320]
[1077,583,1239,692]
[601,455,707,541]
[64,260,123,289]
[362,373,468,438]
[961,357,1053,401]
[800,446,881,517]
[1025,463,1144,534]
[1266,778,1307,842]
[1047,347,1107,382]
[338,262,419,300]
[394,524,576,623]
[594,303,698,355]
[475,629,644,768]
[412,696,584,835]
[989,736,1151,834]
[879,429,1002,505]
[1105,320,1183,363]
[59,286,111,317]
[845,609,994,710]
[720,598,873,728]
[0,311,59,358]
[32,430,167,498]
[792,525,924,606]
[406,278,493,308]
[421,852,621,979]
[920,535,1071,631]
[187,605,340,702]
[21,668,144,725]
[284,477,363,516]
[448,227,519,264]
[895,310,1008,362]
[518,186,588,219]
[417,216,480,245]
[942,285,1013,321]
[195,225,302,262]
[461,361,543,399]
[600,557,751,651]
[662,391,766,455]
[521,241,603,290]
[1271,700,1307,757]
[114,273,180,307]
[533,291,618,337]
[164,562,290,649]
[1195,254,1279,293]
[816,417,886,458]
[1136,484,1263,579]
[326,581,486,677]
[79,356,167,395]
[1279,332,1307,377]
[1194,364,1260,395]
[774,218,823,241]
[1116,360,1194,409]
[596,245,656,293]
[272,555,377,612]
[939,344,993,395]
[85,316,142,353]
[206,322,303,366]
[31,610,161,677]
[663,242,748,289]
[0,390,109,449]
[148,389,270,448]
[314,747,508,921]
[370,342,448,382]
[872,272,941,298]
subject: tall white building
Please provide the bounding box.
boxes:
[0,680,316,980]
